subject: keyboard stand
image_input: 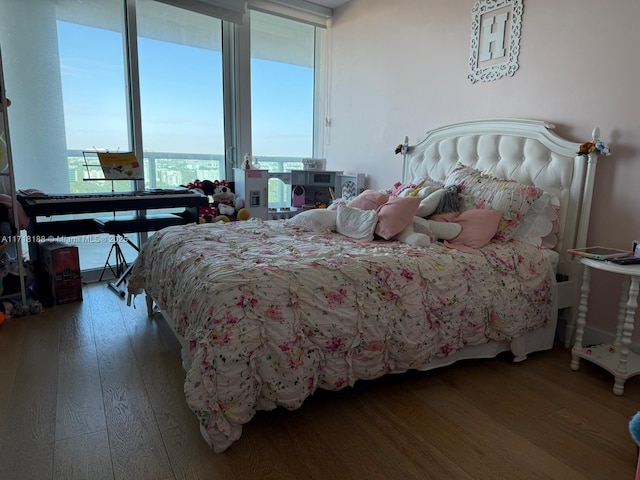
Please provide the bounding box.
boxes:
[97,233,138,298]
[94,213,188,298]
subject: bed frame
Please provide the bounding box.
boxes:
[400,118,599,346]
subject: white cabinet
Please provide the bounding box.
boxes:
[336,173,366,202]
[233,168,269,220]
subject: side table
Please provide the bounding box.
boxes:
[570,257,640,395]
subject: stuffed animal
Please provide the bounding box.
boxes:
[212,180,237,218]
[394,216,461,247]
[183,179,218,222]
[392,182,462,246]
[0,300,13,326]
[629,412,640,480]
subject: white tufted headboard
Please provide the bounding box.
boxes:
[402,118,599,277]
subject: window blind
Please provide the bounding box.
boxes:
[249,0,332,28]
[154,0,246,23]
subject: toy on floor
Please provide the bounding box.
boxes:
[630,412,640,480]
[0,300,12,325]
[0,299,42,326]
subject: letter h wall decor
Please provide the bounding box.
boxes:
[468,0,523,83]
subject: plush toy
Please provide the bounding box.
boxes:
[392,182,462,246]
[394,216,461,247]
[212,180,237,218]
[183,179,218,222]
[629,412,640,480]
[0,300,13,326]
[210,180,251,222]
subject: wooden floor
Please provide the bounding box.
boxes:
[0,282,639,480]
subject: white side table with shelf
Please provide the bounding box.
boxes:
[570,257,640,395]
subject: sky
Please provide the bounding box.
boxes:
[57,19,314,158]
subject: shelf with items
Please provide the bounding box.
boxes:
[570,257,640,395]
[234,168,366,220]
[290,169,366,209]
[0,45,27,306]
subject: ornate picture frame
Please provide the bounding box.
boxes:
[468,0,523,83]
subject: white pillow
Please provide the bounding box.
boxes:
[285,209,337,233]
[336,204,378,241]
[512,192,560,248]
[417,188,446,217]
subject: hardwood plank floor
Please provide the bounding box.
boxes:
[0,281,638,479]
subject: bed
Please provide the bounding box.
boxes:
[127,118,599,452]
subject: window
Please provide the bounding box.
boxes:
[0,0,137,273]
[0,0,324,276]
[137,0,225,189]
[250,10,316,174]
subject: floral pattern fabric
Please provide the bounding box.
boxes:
[128,219,555,452]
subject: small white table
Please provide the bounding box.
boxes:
[570,257,640,395]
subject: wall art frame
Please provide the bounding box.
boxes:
[468,0,523,83]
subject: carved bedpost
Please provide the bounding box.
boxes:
[400,135,410,181]
[575,127,600,249]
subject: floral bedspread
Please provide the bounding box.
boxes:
[128,219,555,452]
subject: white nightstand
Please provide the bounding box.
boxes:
[570,257,640,395]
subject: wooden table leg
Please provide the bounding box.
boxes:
[571,265,591,371]
[614,276,640,395]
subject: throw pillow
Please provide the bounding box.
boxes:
[347,189,389,211]
[336,204,378,241]
[375,196,421,240]
[285,209,337,233]
[444,163,542,242]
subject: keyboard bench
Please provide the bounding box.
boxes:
[93,213,188,298]
[94,213,186,234]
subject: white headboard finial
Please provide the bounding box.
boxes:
[592,127,600,142]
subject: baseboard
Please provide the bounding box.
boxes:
[557,315,640,355]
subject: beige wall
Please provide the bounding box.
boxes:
[322,0,640,340]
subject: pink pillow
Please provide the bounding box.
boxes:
[432,209,502,249]
[347,190,389,211]
[375,196,421,240]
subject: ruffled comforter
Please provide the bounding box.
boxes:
[128,219,555,452]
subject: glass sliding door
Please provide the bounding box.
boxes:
[0,0,325,280]
[250,10,316,209]
[250,10,315,166]
[0,0,134,272]
[136,0,225,189]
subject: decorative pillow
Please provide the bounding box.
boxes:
[336,204,378,241]
[417,188,446,217]
[375,196,421,240]
[432,209,502,249]
[444,163,543,242]
[327,199,346,211]
[347,189,389,211]
[512,192,561,248]
[384,178,442,198]
[285,209,337,233]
